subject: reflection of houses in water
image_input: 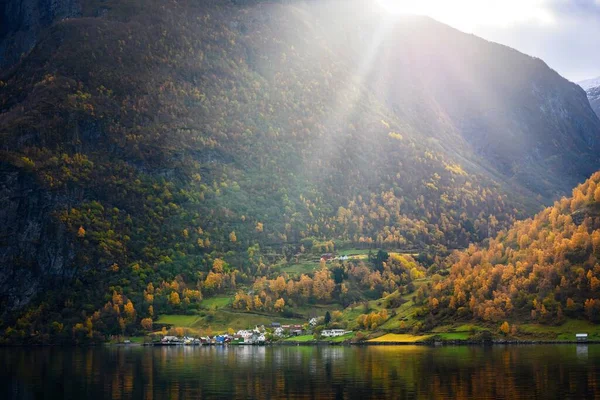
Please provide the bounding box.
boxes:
[231,345,267,365]
[575,333,589,361]
[576,344,588,360]
[322,347,346,361]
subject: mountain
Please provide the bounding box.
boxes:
[587,86,600,118]
[317,7,600,198]
[1,0,600,342]
[423,171,600,326]
[578,76,600,118]
[579,76,600,91]
[0,0,81,70]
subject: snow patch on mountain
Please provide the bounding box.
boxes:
[578,76,600,91]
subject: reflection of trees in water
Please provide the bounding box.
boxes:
[1,346,600,399]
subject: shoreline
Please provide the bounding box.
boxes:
[277,339,600,346]
[3,340,598,348]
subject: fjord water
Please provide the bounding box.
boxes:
[2,345,599,399]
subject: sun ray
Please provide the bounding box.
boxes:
[375,0,554,32]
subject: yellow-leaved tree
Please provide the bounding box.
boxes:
[274,298,285,312]
[169,292,181,305]
[141,318,153,331]
[500,321,510,335]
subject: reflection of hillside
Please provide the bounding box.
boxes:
[1,346,600,399]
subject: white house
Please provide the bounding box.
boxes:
[237,330,253,339]
[244,332,267,344]
[161,335,181,343]
[576,333,588,341]
[309,317,319,326]
[321,329,350,338]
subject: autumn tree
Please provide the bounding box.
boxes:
[124,300,136,322]
[313,269,335,301]
[169,292,181,306]
[141,318,153,331]
[500,321,510,335]
[274,298,285,312]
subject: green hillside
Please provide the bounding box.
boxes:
[1,0,600,343]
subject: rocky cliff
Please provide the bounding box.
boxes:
[0,0,80,70]
[0,162,75,316]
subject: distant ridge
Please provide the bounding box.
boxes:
[579,76,600,91]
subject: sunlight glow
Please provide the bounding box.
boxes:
[376,0,555,32]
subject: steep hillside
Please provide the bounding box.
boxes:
[586,86,600,118]
[0,0,81,70]
[1,0,600,342]
[578,76,600,118]
[309,3,600,197]
[422,171,600,326]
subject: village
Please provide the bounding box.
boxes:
[147,317,352,346]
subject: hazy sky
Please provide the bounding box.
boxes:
[377,0,600,82]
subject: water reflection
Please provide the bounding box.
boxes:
[576,344,588,360]
[2,345,600,399]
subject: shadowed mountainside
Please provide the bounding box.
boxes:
[1,0,600,342]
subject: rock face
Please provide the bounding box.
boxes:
[587,86,600,118]
[0,163,75,315]
[0,0,80,70]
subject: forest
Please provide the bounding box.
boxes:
[1,0,600,343]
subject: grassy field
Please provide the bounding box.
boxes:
[337,249,373,256]
[434,332,471,340]
[368,333,432,343]
[201,295,231,309]
[453,324,485,332]
[279,261,320,276]
[329,332,356,342]
[295,303,344,316]
[284,335,315,342]
[430,323,484,334]
[156,314,202,327]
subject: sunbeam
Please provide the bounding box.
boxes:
[375,0,554,31]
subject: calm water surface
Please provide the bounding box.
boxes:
[2,345,600,399]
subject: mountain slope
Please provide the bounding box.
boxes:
[586,86,600,118]
[578,76,600,118]
[1,0,600,342]
[579,76,600,91]
[424,171,600,325]
[310,4,600,198]
[0,0,81,70]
